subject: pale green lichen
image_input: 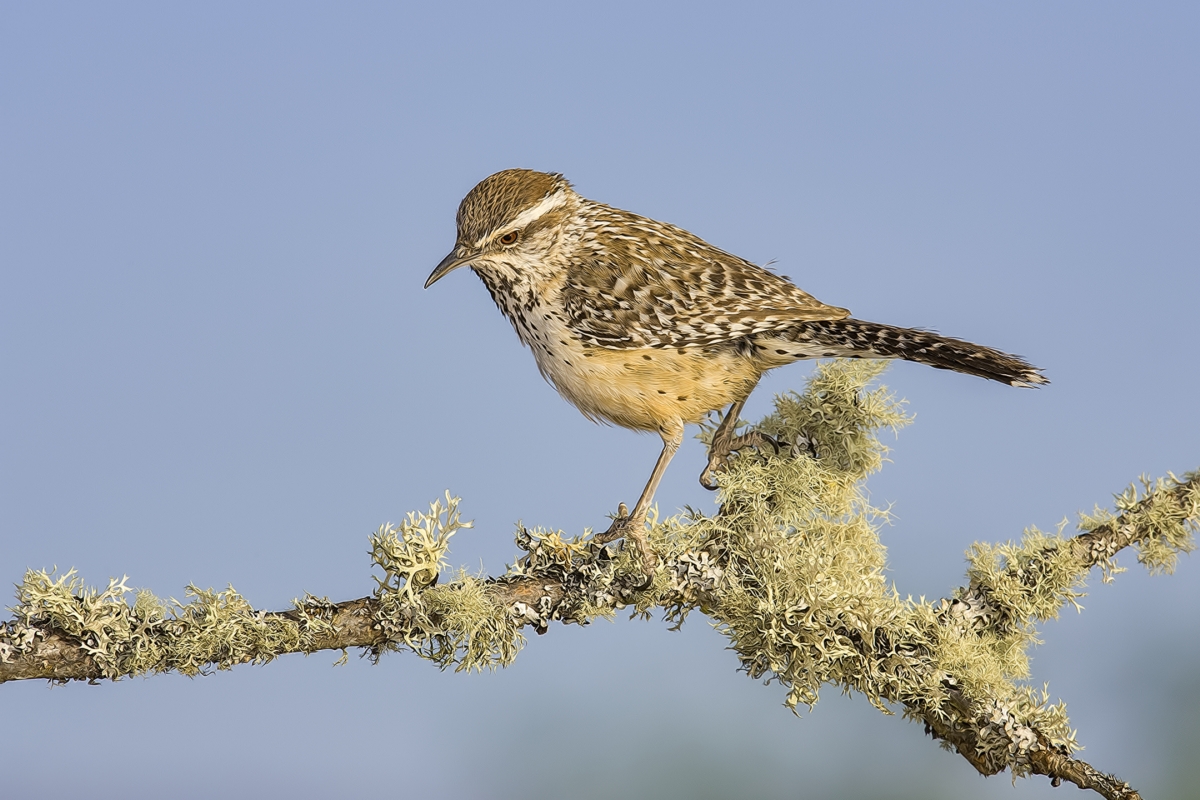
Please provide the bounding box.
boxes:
[370,491,469,604]
[1077,474,1198,576]
[369,493,525,671]
[5,571,303,678]
[409,572,523,671]
[13,571,150,677]
[687,362,910,712]
[161,586,298,674]
[965,524,1088,628]
[1123,474,1198,574]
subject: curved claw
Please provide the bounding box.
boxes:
[699,463,722,491]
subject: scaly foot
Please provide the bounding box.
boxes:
[596,503,657,579]
[699,430,780,490]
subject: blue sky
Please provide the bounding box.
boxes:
[2,3,1198,798]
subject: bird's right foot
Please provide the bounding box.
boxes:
[699,430,779,490]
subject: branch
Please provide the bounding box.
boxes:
[2,362,1195,800]
[922,472,1197,798]
[0,579,558,684]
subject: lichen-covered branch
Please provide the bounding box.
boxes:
[2,362,1195,800]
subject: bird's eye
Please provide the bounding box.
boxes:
[498,231,519,246]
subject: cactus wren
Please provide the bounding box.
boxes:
[425,169,1046,571]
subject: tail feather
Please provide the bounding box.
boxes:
[784,319,1048,387]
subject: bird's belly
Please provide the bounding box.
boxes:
[534,342,759,433]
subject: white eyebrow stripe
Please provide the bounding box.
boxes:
[474,190,568,248]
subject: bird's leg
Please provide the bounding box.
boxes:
[597,426,683,576]
[699,393,778,490]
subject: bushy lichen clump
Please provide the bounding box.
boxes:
[692,362,911,707]
[621,361,1077,775]
[369,493,524,670]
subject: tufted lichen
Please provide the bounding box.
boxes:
[4,571,304,678]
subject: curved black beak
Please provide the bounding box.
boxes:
[425,248,478,289]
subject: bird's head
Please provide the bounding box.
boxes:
[425,169,577,289]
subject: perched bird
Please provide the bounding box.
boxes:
[425,169,1045,571]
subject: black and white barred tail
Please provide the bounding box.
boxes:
[778,318,1048,387]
